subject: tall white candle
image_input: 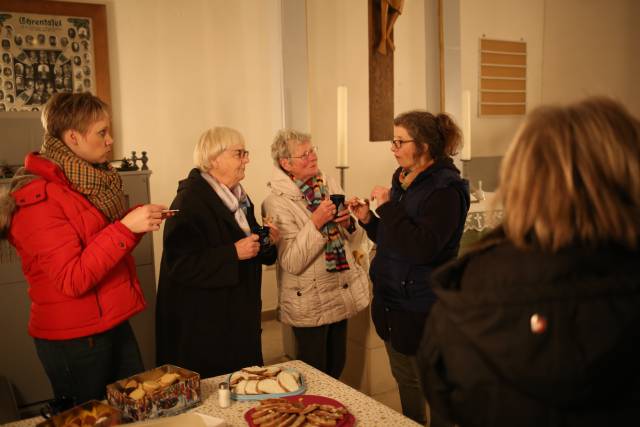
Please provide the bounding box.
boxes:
[460,90,472,161]
[337,86,348,167]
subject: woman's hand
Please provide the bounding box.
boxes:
[121,204,168,233]
[335,207,352,229]
[371,186,391,206]
[347,197,372,224]
[310,199,336,230]
[235,234,260,260]
[265,222,281,245]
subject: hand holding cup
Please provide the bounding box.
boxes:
[310,199,336,230]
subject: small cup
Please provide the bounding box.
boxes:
[253,226,271,252]
[329,194,345,217]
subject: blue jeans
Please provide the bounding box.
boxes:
[35,321,143,405]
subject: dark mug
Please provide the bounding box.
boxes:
[253,226,271,252]
[329,194,345,217]
[40,395,75,419]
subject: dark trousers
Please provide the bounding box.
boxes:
[292,319,347,379]
[385,341,429,425]
[35,321,143,405]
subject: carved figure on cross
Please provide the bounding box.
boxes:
[378,0,404,55]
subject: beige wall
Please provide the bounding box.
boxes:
[305,0,428,201]
[70,0,285,309]
[541,0,640,115]
[460,0,545,158]
[52,0,638,310]
[458,0,638,159]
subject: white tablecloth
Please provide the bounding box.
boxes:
[6,360,419,426]
[465,191,503,232]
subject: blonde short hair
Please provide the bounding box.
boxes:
[41,92,110,139]
[270,129,311,166]
[499,96,640,251]
[193,127,245,172]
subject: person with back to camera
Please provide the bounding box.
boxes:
[261,129,370,379]
[348,110,470,425]
[156,127,279,378]
[417,96,640,427]
[0,92,169,406]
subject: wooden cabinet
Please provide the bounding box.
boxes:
[0,171,157,414]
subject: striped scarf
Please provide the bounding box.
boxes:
[40,134,127,222]
[294,174,349,272]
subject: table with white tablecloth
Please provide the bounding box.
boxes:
[6,360,420,427]
[459,191,503,253]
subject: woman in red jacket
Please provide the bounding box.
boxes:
[0,93,168,406]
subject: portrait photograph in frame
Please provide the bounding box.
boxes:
[0,0,110,112]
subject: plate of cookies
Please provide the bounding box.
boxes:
[228,365,306,401]
[244,395,355,427]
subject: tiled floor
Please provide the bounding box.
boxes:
[261,318,290,366]
[261,319,403,414]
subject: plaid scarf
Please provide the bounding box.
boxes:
[294,174,349,272]
[40,134,127,221]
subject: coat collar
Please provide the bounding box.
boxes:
[267,166,327,201]
[180,168,253,237]
[392,156,460,190]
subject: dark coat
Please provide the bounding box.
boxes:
[418,228,640,427]
[156,169,276,378]
[361,158,469,354]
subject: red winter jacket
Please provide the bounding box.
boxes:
[7,153,146,340]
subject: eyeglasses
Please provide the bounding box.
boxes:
[390,139,415,150]
[289,145,319,161]
[227,149,250,159]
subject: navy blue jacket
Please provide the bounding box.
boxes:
[362,158,469,354]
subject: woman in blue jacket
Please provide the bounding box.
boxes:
[349,110,469,424]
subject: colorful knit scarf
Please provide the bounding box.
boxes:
[399,162,431,190]
[40,134,127,222]
[294,174,349,272]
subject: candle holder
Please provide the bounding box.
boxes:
[460,158,471,180]
[336,166,349,190]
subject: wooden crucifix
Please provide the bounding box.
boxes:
[369,0,404,141]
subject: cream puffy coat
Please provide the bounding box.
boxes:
[262,167,371,327]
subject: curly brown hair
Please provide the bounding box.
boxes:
[393,110,462,160]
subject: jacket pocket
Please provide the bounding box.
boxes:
[279,275,319,325]
[345,264,371,314]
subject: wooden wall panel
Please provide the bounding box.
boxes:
[481,79,526,91]
[481,104,526,115]
[479,38,527,116]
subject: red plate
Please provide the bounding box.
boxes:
[244,394,356,426]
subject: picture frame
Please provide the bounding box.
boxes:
[0,0,110,112]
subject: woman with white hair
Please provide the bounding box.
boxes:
[262,129,370,379]
[156,127,278,378]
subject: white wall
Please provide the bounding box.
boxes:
[458,0,638,159]
[541,0,640,116]
[65,0,285,309]
[53,0,638,311]
[460,0,545,158]
[305,0,428,201]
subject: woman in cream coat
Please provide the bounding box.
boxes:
[262,129,370,378]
